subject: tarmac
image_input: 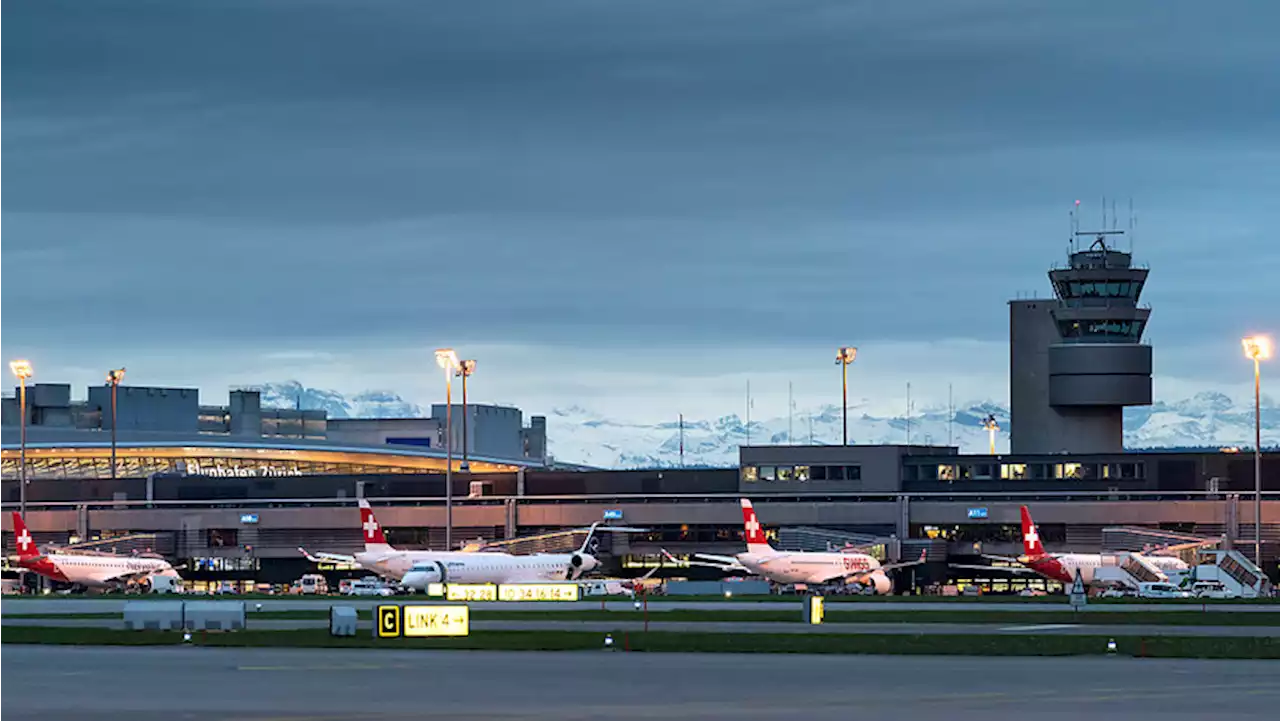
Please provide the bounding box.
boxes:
[3,645,1276,720]
[4,616,1278,636]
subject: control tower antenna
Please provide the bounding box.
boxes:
[1111,199,1117,231]
[1129,198,1137,255]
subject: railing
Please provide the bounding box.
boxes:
[3,490,1277,512]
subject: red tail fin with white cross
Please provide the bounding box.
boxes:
[1020,506,1046,557]
[358,500,393,552]
[10,512,40,561]
[740,499,774,554]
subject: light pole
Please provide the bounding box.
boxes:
[1242,335,1271,568]
[835,347,857,446]
[435,348,460,550]
[457,359,476,472]
[982,414,1000,455]
[106,368,126,481]
[10,360,33,517]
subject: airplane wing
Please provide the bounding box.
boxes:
[660,549,747,572]
[298,547,357,564]
[92,568,175,586]
[949,563,1040,575]
[876,550,929,573]
[1146,540,1216,556]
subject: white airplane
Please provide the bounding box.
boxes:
[301,499,634,588]
[664,498,926,594]
[8,512,181,590]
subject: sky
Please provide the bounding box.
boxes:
[3,0,1278,422]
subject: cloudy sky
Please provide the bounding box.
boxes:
[4,0,1278,420]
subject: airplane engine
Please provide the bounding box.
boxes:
[867,572,891,595]
[401,561,446,591]
[567,553,599,579]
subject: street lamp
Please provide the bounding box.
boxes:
[835,347,857,446]
[106,368,126,481]
[456,359,476,472]
[1242,335,1272,568]
[434,348,460,550]
[9,360,33,516]
[982,414,1000,455]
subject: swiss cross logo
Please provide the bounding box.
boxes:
[16,530,33,552]
[1024,527,1039,547]
[744,516,761,537]
[363,516,380,539]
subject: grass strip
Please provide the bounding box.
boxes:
[2,625,1278,659]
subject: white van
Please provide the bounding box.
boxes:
[1137,582,1191,599]
[297,574,329,595]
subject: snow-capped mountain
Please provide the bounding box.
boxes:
[253,381,425,419]
[255,381,1277,468]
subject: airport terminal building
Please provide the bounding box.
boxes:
[4,234,1278,591]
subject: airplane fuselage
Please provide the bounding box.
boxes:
[737,550,884,585]
[21,553,175,588]
[1022,552,1189,585]
[356,550,589,584]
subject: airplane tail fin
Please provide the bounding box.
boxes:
[11,512,40,560]
[740,499,774,554]
[1020,506,1046,557]
[357,499,393,552]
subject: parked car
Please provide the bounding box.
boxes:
[1190,581,1236,599]
[344,579,395,597]
[1137,582,1192,599]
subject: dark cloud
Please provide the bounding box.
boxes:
[4,1,1278,371]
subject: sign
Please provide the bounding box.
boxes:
[426,582,446,597]
[603,509,623,521]
[376,604,401,638]
[376,605,470,638]
[446,584,497,602]
[239,514,259,524]
[805,596,825,625]
[498,583,580,602]
[404,605,470,637]
[1068,568,1088,611]
[967,507,989,519]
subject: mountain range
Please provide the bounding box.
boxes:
[256,381,1278,469]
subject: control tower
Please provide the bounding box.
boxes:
[1009,225,1153,454]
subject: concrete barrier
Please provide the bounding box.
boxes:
[123,601,185,631]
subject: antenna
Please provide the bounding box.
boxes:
[1129,197,1137,255]
[679,413,685,467]
[906,382,912,445]
[1111,199,1117,231]
[809,415,815,445]
[947,383,954,447]
[745,380,752,447]
[788,381,794,445]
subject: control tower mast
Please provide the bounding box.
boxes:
[1008,212,1153,455]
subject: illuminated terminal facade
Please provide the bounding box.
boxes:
[1,382,548,481]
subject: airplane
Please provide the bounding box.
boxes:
[663,498,926,594]
[300,499,637,588]
[950,505,1191,585]
[8,512,181,591]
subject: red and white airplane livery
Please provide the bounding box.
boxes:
[666,498,925,594]
[955,506,1190,585]
[8,512,180,590]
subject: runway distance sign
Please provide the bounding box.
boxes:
[375,604,471,638]
[497,583,581,602]
[446,584,498,602]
